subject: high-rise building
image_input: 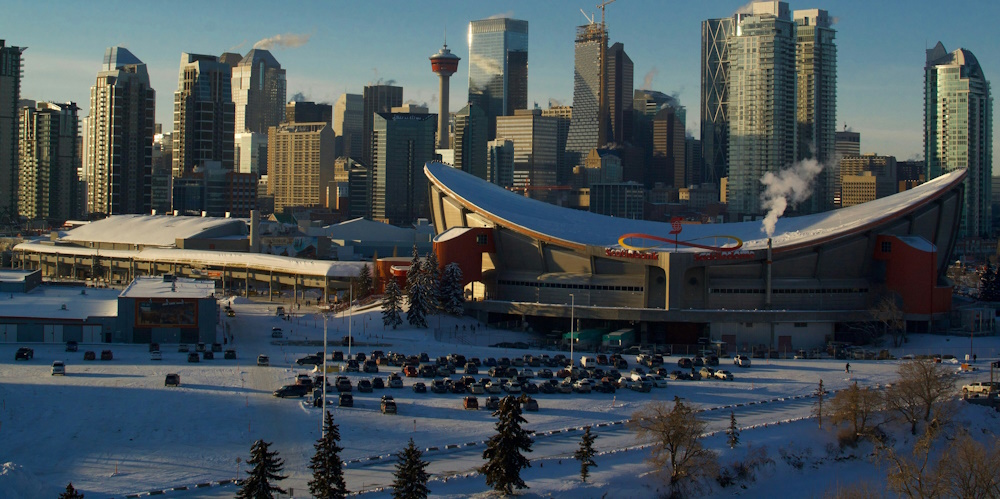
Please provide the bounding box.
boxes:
[332,94,361,159]
[794,8,837,212]
[18,102,79,222]
[235,132,266,175]
[700,16,734,185]
[287,101,332,125]
[839,153,897,207]
[87,47,156,216]
[151,131,172,214]
[231,49,286,134]
[468,18,529,140]
[370,112,436,225]
[685,136,703,187]
[541,105,572,184]
[833,128,860,206]
[496,109,559,195]
[725,1,798,218]
[268,122,335,213]
[454,102,487,179]
[651,104,686,188]
[487,139,514,187]
[172,53,235,177]
[566,23,607,170]
[362,85,403,167]
[925,41,993,237]
[0,40,26,219]
[606,42,634,145]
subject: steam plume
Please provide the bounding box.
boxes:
[488,11,515,19]
[759,158,823,237]
[253,32,312,50]
[641,68,658,90]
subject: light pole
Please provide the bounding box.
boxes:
[322,312,328,437]
[569,294,575,368]
[348,278,353,360]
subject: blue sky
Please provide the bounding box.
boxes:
[6,0,999,166]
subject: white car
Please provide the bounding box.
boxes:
[150,350,162,361]
[714,370,734,381]
[734,355,751,367]
[648,374,668,388]
[51,361,66,375]
[573,379,593,394]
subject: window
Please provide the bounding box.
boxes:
[476,234,488,245]
[881,241,892,253]
[794,322,807,328]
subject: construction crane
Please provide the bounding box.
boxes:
[597,0,616,27]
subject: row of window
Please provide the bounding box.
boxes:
[497,279,643,293]
[710,288,868,295]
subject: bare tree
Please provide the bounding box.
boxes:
[885,361,955,435]
[820,481,886,499]
[879,423,946,499]
[938,433,1000,499]
[829,382,884,444]
[630,396,717,495]
[813,379,825,429]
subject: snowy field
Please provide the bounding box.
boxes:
[2,296,1000,498]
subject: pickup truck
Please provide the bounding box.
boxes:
[733,355,751,368]
[962,381,1000,398]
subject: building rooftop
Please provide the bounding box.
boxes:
[0,270,35,283]
[120,276,217,299]
[58,215,247,247]
[0,286,120,321]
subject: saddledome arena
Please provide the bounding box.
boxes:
[426,162,965,353]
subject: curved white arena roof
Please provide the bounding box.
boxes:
[60,215,247,247]
[425,162,967,253]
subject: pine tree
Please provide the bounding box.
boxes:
[406,255,428,328]
[573,426,598,482]
[236,439,287,498]
[59,483,84,499]
[309,411,349,499]
[726,411,740,449]
[392,438,430,499]
[357,264,373,299]
[371,250,381,293]
[480,395,533,494]
[423,251,441,313]
[439,262,465,317]
[382,279,404,329]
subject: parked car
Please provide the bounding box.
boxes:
[271,327,283,338]
[83,350,96,361]
[211,343,222,353]
[573,379,593,394]
[332,350,344,361]
[363,361,379,373]
[485,381,502,394]
[100,350,113,361]
[450,380,467,394]
[388,375,404,389]
[65,341,78,352]
[339,393,354,407]
[15,347,34,360]
[187,352,200,363]
[412,382,427,393]
[196,343,206,352]
[273,384,311,398]
[178,344,190,352]
[295,374,313,386]
[296,354,323,366]
[464,363,479,375]
[430,379,448,394]
[714,370,735,381]
[224,349,237,360]
[336,378,353,392]
[523,382,539,395]
[734,355,752,368]
[630,379,653,392]
[484,396,501,411]
[202,350,214,360]
[504,382,522,395]
[51,361,66,375]
[345,360,360,372]
[150,350,162,361]
[164,373,180,387]
[522,397,539,412]
[381,398,397,414]
[149,342,159,353]
[464,396,479,410]
[539,381,557,394]
[357,379,373,393]
[677,357,692,369]
[699,367,715,379]
[257,354,270,366]
[226,308,235,317]
[372,377,385,389]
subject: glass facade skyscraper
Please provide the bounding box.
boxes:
[231,49,286,135]
[566,23,606,171]
[700,18,734,185]
[370,112,436,225]
[0,40,25,219]
[468,18,528,140]
[454,102,488,179]
[795,8,837,213]
[925,41,993,237]
[362,85,403,167]
[172,53,235,177]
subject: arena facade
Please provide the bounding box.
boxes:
[427,162,965,353]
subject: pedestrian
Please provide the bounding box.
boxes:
[974,354,978,363]
[845,362,850,374]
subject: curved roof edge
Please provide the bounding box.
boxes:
[425,161,967,253]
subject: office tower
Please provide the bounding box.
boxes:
[430,43,460,149]
[362,85,403,167]
[231,49,286,134]
[332,95,362,159]
[487,139,514,187]
[794,8,837,212]
[834,128,860,206]
[541,105,572,184]
[700,16,734,184]
[590,182,644,219]
[344,159,369,219]
[235,132,266,175]
[606,42,634,145]
[87,47,156,216]
[650,104,686,189]
[566,22,606,170]
[725,1,797,218]
[454,103,487,179]
[170,161,256,217]
[925,41,993,237]
[839,154,897,207]
[18,102,79,221]
[634,90,678,119]
[0,41,26,219]
[685,136,703,187]
[496,109,559,197]
[468,18,529,139]
[370,112,436,225]
[151,132,172,214]
[172,53,235,177]
[288,101,333,125]
[268,122,335,213]
[897,160,925,193]
[583,149,623,185]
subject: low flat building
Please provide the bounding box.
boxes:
[117,275,217,344]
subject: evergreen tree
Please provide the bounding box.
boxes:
[59,483,84,499]
[391,438,430,499]
[981,266,1000,301]
[573,426,598,482]
[726,411,740,449]
[406,255,428,328]
[371,250,381,293]
[382,279,404,329]
[236,439,287,499]
[480,395,534,494]
[309,411,349,499]
[357,264,373,299]
[423,250,441,313]
[439,263,465,317]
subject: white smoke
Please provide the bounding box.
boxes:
[641,68,658,90]
[759,158,823,237]
[488,11,516,19]
[253,32,312,50]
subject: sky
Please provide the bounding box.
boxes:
[5,0,1000,168]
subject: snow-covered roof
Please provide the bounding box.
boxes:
[120,276,216,299]
[434,227,473,243]
[896,235,937,253]
[59,215,247,247]
[425,161,966,253]
[314,218,420,241]
[0,270,35,282]
[0,286,120,320]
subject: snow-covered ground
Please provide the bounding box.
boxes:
[2,296,998,498]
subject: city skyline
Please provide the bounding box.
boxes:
[4,0,999,168]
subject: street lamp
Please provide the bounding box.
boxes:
[569,294,575,368]
[322,312,328,437]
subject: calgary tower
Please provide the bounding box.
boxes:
[429,43,460,149]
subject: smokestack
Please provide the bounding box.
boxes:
[766,238,773,309]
